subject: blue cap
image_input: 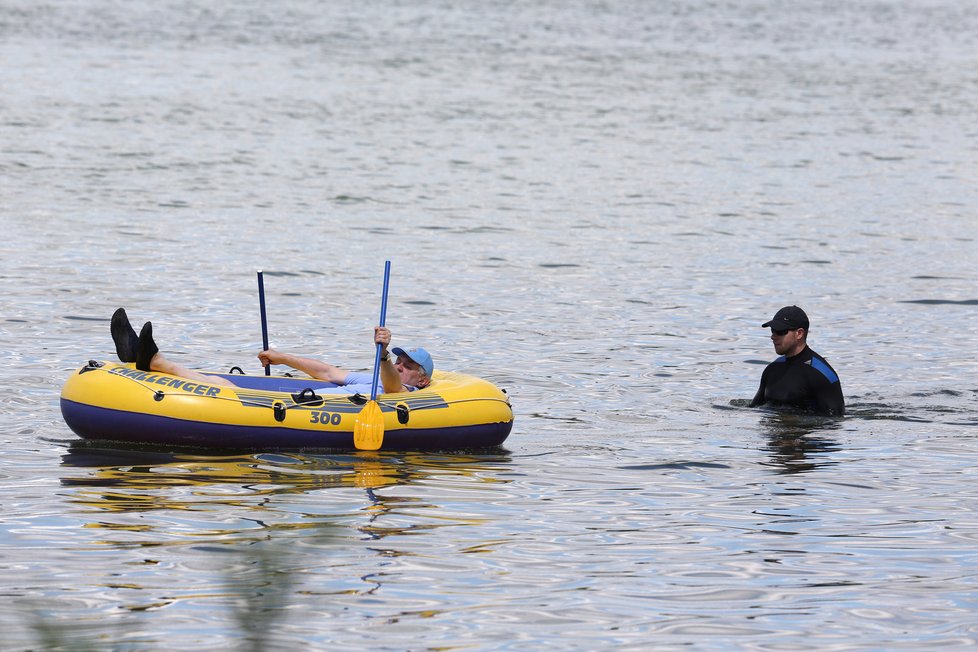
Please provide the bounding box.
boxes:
[391,346,434,377]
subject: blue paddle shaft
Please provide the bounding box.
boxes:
[257,270,270,376]
[369,261,392,400]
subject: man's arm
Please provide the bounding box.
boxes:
[749,369,767,408]
[815,380,845,416]
[379,354,403,393]
[374,326,405,393]
[257,349,348,384]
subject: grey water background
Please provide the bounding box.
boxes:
[2,0,978,648]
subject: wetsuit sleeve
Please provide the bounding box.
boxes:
[749,369,767,408]
[814,379,845,416]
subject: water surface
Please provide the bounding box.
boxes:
[2,0,977,649]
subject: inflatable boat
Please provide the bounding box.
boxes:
[60,360,514,451]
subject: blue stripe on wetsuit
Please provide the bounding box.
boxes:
[810,357,839,384]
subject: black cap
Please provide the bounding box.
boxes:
[761,305,809,330]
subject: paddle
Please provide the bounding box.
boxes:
[354,260,391,451]
[257,270,270,375]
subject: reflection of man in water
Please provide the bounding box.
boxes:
[750,306,845,416]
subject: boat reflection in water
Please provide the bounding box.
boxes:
[59,442,513,524]
[53,444,513,646]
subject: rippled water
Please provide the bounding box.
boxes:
[3,0,978,649]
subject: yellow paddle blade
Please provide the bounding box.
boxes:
[353,400,384,451]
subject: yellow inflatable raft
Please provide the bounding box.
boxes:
[61,360,514,451]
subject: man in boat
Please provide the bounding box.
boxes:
[110,308,433,394]
[749,305,845,416]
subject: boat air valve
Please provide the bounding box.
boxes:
[396,403,410,424]
[154,391,165,402]
[273,402,286,422]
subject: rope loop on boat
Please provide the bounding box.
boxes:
[373,395,512,418]
[95,365,511,420]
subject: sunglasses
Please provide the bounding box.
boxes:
[771,328,791,336]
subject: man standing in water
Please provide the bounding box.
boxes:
[750,305,845,416]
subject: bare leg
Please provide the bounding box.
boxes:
[149,353,237,387]
[136,321,236,387]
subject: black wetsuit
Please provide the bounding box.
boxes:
[750,346,845,416]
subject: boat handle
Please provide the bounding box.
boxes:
[292,388,324,407]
